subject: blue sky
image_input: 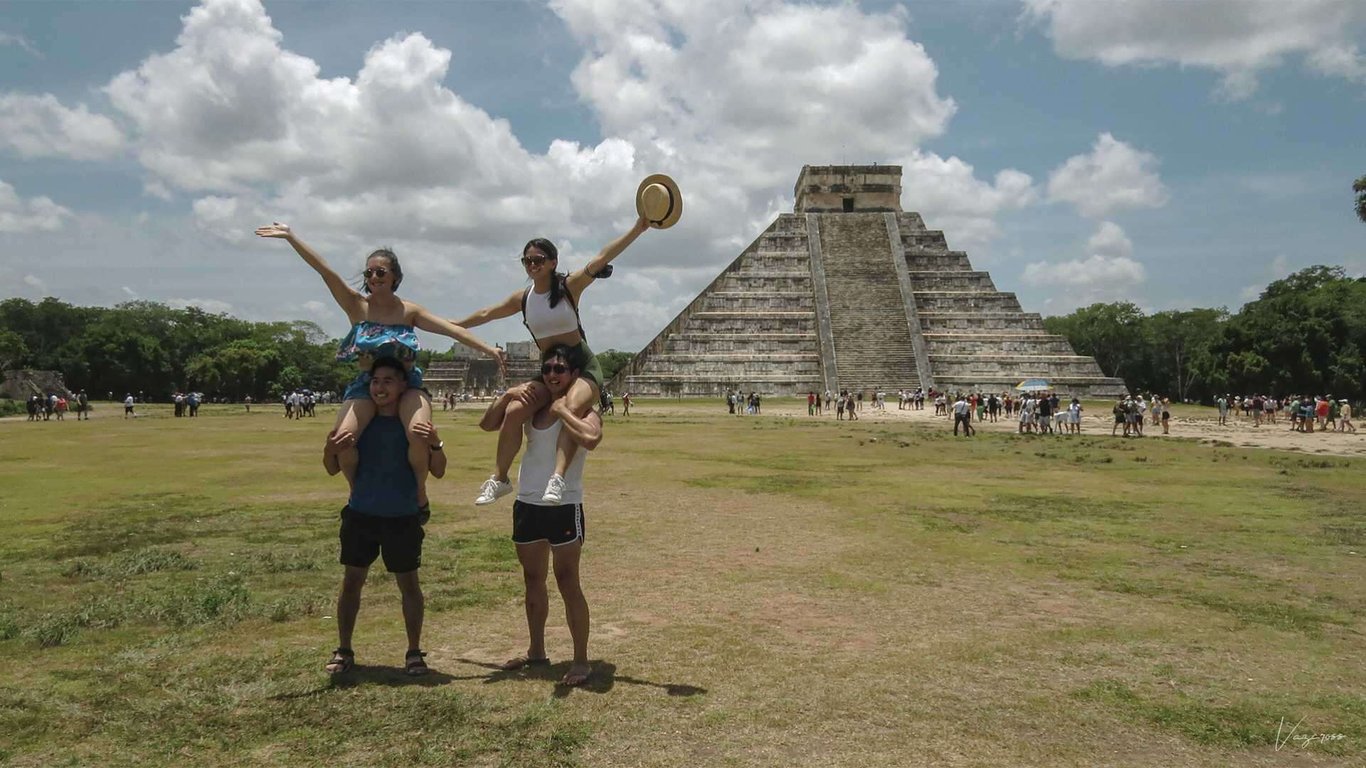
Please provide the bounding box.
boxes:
[1,0,1363,354]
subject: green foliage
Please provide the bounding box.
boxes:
[1355,174,1366,223]
[595,348,635,383]
[0,400,24,417]
[0,298,350,401]
[1046,265,1366,402]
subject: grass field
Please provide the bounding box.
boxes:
[1,400,1363,766]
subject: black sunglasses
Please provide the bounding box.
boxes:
[521,254,553,267]
[363,267,389,279]
[541,363,571,375]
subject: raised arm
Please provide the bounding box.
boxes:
[450,290,523,329]
[255,223,365,323]
[565,216,650,298]
[550,399,603,450]
[410,303,508,377]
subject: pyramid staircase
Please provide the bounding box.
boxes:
[610,165,1127,398]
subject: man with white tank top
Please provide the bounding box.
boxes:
[480,343,603,687]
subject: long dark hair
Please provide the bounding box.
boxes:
[524,238,565,308]
[361,248,403,294]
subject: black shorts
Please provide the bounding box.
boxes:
[512,500,584,547]
[339,507,424,573]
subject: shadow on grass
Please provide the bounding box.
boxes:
[453,658,707,698]
[270,664,457,700]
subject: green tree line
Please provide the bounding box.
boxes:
[0,298,353,401]
[1044,265,1366,403]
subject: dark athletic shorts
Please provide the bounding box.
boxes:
[339,506,424,573]
[512,500,584,547]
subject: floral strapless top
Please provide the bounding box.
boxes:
[336,321,420,369]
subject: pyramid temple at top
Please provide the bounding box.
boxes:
[609,165,1128,399]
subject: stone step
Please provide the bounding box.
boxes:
[928,339,1078,356]
[714,277,813,294]
[904,271,997,291]
[700,294,816,312]
[670,332,816,340]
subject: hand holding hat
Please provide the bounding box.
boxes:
[636,174,683,229]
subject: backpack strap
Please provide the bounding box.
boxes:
[560,276,587,342]
[521,287,536,345]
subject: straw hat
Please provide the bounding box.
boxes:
[636,174,683,229]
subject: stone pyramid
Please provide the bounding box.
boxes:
[610,165,1128,398]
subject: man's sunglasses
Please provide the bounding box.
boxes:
[541,363,571,375]
[363,267,389,278]
[521,254,553,267]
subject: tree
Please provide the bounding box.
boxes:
[1042,302,1145,380]
[1355,175,1366,223]
[595,349,635,383]
[0,329,28,372]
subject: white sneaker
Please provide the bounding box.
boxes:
[541,473,566,504]
[475,476,513,506]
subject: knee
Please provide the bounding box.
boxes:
[522,568,549,590]
[553,566,581,593]
[340,576,366,596]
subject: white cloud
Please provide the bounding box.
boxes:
[122,286,139,298]
[23,274,46,291]
[900,150,1037,251]
[1021,253,1146,301]
[0,179,71,233]
[167,297,234,314]
[64,0,973,351]
[1022,220,1145,308]
[0,93,125,160]
[1307,44,1366,83]
[1022,0,1366,99]
[1086,221,1133,259]
[0,32,40,58]
[1047,133,1167,218]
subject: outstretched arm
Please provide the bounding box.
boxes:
[255,223,365,323]
[450,290,523,329]
[410,304,508,377]
[550,399,603,450]
[565,216,650,298]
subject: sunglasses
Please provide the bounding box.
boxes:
[363,267,389,279]
[521,254,553,267]
[541,363,571,375]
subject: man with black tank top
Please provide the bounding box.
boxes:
[321,357,448,677]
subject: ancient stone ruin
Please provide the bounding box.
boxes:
[609,165,1128,398]
[1,369,72,400]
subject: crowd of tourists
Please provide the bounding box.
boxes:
[1215,393,1355,433]
[23,390,90,421]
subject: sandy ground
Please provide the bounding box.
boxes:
[637,398,1366,458]
[9,398,1365,458]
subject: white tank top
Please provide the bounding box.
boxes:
[523,286,581,339]
[517,417,587,504]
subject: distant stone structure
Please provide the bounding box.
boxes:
[610,164,1127,398]
[424,340,537,396]
[1,369,72,400]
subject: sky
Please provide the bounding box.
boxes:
[1,0,1363,354]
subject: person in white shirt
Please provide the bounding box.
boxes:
[953,395,974,436]
[481,344,603,687]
